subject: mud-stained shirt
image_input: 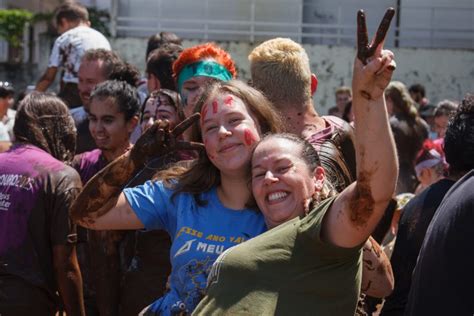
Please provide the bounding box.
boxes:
[48,25,111,83]
[0,144,81,297]
[124,182,266,315]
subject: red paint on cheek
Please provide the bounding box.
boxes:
[244,129,257,146]
[212,101,219,114]
[224,95,234,107]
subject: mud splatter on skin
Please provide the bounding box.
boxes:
[360,90,373,100]
[349,170,375,226]
[347,146,377,227]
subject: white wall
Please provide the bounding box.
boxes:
[112,38,474,112]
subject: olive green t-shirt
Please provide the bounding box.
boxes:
[193,197,362,316]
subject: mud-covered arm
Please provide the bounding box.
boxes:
[70,114,203,230]
[322,8,398,248]
[361,236,394,298]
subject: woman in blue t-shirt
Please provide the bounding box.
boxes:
[70,80,283,315]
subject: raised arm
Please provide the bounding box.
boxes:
[70,114,203,230]
[322,8,398,247]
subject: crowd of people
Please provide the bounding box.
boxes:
[0,2,473,316]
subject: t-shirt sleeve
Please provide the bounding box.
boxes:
[50,168,82,246]
[298,196,361,260]
[123,180,174,232]
[48,36,62,68]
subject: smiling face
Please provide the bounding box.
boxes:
[252,137,323,228]
[200,93,261,176]
[78,59,107,110]
[89,96,136,157]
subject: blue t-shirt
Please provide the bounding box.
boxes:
[123,181,266,315]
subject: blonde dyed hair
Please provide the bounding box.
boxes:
[249,38,312,107]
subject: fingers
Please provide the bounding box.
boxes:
[367,8,395,57]
[357,10,369,63]
[172,113,201,137]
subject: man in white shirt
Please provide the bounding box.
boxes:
[35,2,111,109]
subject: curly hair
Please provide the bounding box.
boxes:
[444,94,474,174]
[172,43,237,80]
[14,92,76,162]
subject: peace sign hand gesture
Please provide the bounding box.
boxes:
[353,8,396,101]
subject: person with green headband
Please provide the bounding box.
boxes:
[172,43,237,120]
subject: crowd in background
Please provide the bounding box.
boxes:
[1,2,473,316]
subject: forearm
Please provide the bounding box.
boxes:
[36,67,57,92]
[35,77,52,92]
[352,93,398,206]
[360,236,394,298]
[70,151,140,226]
[54,247,85,316]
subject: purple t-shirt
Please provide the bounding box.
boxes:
[0,144,81,295]
[72,148,107,184]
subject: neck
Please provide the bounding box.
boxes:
[101,142,132,162]
[276,102,325,136]
[217,172,251,210]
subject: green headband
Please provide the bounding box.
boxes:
[177,60,232,92]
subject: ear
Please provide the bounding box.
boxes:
[311,73,318,96]
[127,116,139,133]
[313,166,325,191]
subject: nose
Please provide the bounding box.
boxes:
[217,125,232,138]
[263,170,278,185]
[145,117,154,130]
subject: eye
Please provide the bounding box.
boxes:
[229,117,243,125]
[103,118,114,124]
[204,125,218,133]
[88,116,97,122]
[252,170,265,179]
[157,114,171,120]
[184,86,199,92]
[276,165,291,173]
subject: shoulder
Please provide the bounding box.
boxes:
[72,149,103,173]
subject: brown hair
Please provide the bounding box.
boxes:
[147,43,183,91]
[54,1,89,25]
[14,92,76,162]
[255,133,336,203]
[81,49,122,79]
[385,81,420,122]
[156,80,284,204]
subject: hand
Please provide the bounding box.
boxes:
[353,8,396,101]
[130,113,205,167]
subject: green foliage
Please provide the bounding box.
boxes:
[0,9,33,47]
